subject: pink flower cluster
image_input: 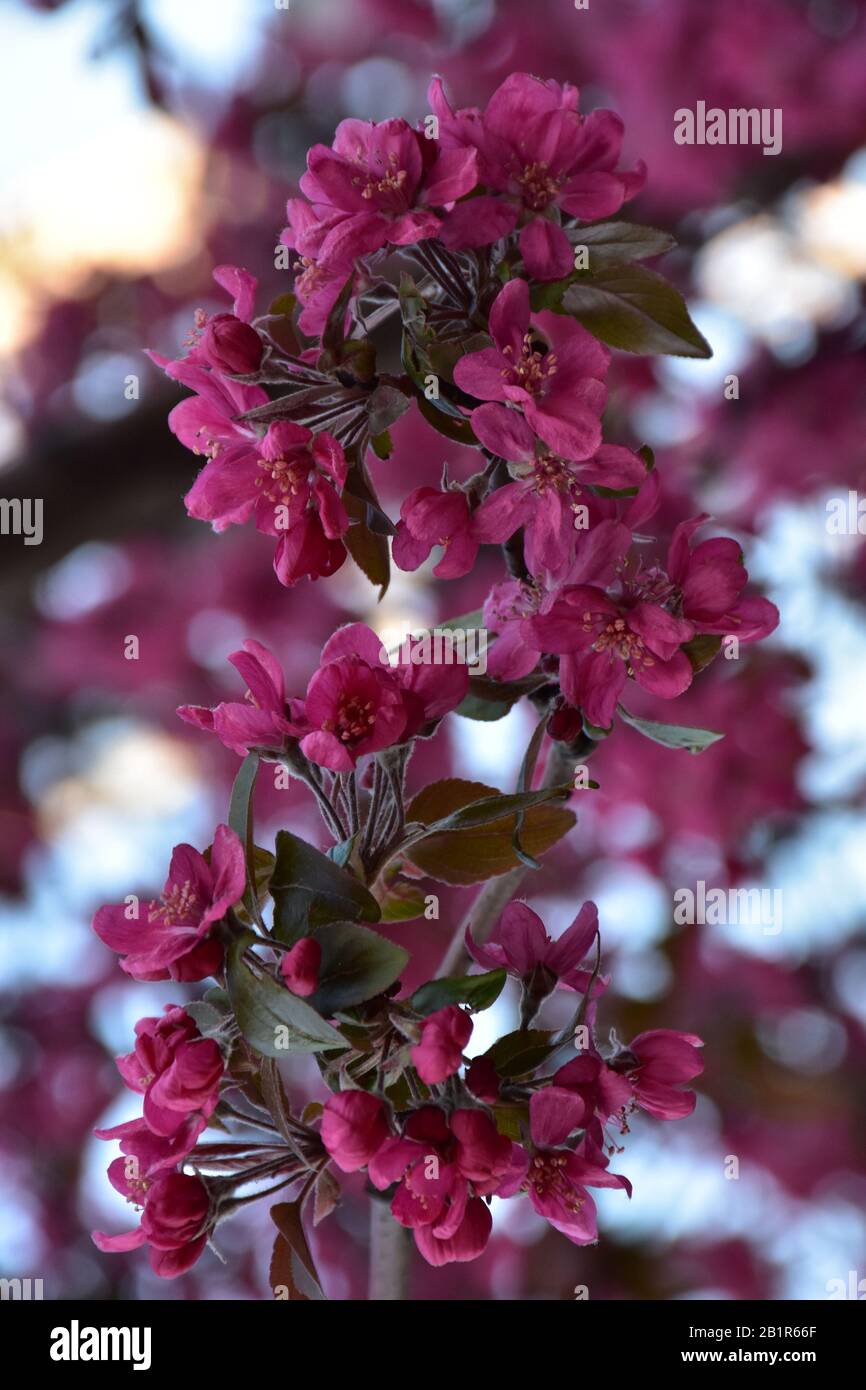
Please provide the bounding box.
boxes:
[320,900,702,1266]
[92,1006,224,1277]
[179,622,468,770]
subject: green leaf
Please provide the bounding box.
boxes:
[371,429,392,460]
[228,754,266,925]
[343,492,390,597]
[567,220,677,264]
[421,784,572,834]
[682,633,723,674]
[405,779,575,886]
[308,922,408,1015]
[456,672,546,722]
[410,969,506,1016]
[487,1028,557,1078]
[271,830,381,945]
[511,710,550,870]
[184,999,229,1038]
[366,382,410,435]
[618,706,725,754]
[226,935,346,1055]
[560,263,712,358]
[378,873,429,922]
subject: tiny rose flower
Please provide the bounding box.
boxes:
[93,1170,211,1279]
[411,1006,473,1084]
[185,419,348,537]
[92,826,245,982]
[280,937,322,997]
[368,1107,513,1265]
[392,486,480,579]
[472,409,644,579]
[453,279,610,462]
[321,1090,390,1173]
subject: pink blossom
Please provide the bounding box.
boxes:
[280,937,322,997]
[667,515,779,641]
[411,1005,473,1084]
[431,73,645,278]
[481,518,632,680]
[453,279,609,461]
[113,1006,224,1141]
[187,265,263,375]
[178,639,307,757]
[321,1090,390,1172]
[530,586,695,728]
[503,1088,631,1245]
[92,826,245,982]
[148,353,267,490]
[292,117,478,270]
[281,199,355,336]
[93,1170,210,1279]
[612,1029,705,1120]
[368,1107,513,1265]
[466,900,602,998]
[472,408,644,577]
[392,485,479,579]
[185,418,348,556]
[300,623,468,769]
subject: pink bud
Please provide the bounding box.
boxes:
[280,937,322,997]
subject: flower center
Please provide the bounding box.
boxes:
[531,455,578,497]
[588,616,655,673]
[352,152,409,207]
[153,879,199,924]
[501,334,557,395]
[323,696,377,743]
[516,160,563,212]
[523,1152,584,1214]
[255,454,308,505]
[296,256,324,297]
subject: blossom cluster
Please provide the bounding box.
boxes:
[90,70,777,1292]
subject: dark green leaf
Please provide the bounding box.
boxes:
[308,922,408,1014]
[228,754,265,925]
[271,830,380,945]
[487,1028,557,1078]
[566,220,677,264]
[405,779,575,885]
[682,633,723,674]
[410,969,506,1016]
[226,935,346,1055]
[457,671,545,722]
[561,263,712,358]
